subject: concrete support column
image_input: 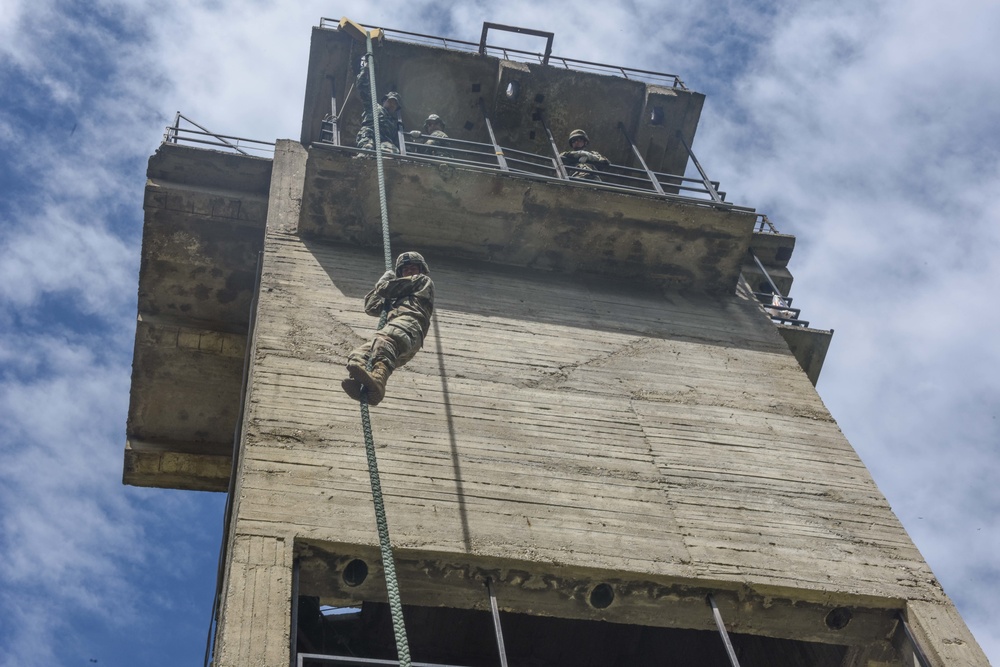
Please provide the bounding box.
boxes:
[215,534,293,667]
[267,140,309,234]
[904,599,990,666]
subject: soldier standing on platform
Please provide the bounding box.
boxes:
[411,114,449,156]
[355,55,403,153]
[560,128,609,180]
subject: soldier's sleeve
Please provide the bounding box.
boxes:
[584,150,609,167]
[378,275,427,300]
[356,65,371,99]
[363,286,385,316]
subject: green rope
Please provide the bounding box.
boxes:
[366,33,394,271]
[358,31,412,667]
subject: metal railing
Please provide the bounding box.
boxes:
[320,120,749,212]
[163,112,275,157]
[318,18,688,89]
[754,214,779,234]
[747,249,809,327]
[299,590,905,667]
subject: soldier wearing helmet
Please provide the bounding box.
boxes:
[409,114,449,157]
[342,252,434,406]
[559,128,610,181]
[355,56,403,154]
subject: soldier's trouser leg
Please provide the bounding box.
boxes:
[344,322,422,404]
[571,164,601,181]
[356,128,375,151]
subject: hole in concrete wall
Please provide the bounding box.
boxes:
[342,559,368,587]
[825,607,852,630]
[529,131,536,140]
[506,81,520,100]
[535,93,545,103]
[589,583,615,609]
[650,106,665,125]
[471,83,481,93]
[463,121,475,131]
[531,110,542,121]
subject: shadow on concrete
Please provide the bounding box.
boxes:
[302,237,787,356]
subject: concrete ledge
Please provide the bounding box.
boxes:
[122,447,231,492]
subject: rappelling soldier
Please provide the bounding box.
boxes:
[559,128,609,180]
[342,252,434,406]
[355,55,403,153]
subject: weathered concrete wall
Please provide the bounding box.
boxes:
[124,144,271,490]
[216,224,988,664]
[299,146,757,293]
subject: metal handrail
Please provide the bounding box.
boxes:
[163,113,275,157]
[747,249,809,327]
[299,656,471,667]
[317,18,687,89]
[322,122,748,210]
[754,214,779,234]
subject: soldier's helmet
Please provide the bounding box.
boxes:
[568,128,590,146]
[423,114,445,130]
[382,91,402,108]
[394,251,429,276]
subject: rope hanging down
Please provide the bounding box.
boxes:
[357,31,412,667]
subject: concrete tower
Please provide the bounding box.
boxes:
[125,19,990,667]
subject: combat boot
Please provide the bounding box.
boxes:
[341,377,365,402]
[347,361,393,406]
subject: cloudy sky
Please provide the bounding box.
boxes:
[1,1,997,665]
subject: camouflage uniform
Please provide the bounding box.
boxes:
[420,129,450,156]
[355,66,401,153]
[413,114,449,157]
[559,149,610,181]
[347,270,435,372]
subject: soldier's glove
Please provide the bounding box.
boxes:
[408,130,423,139]
[379,269,395,283]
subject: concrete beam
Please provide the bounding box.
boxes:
[296,541,902,649]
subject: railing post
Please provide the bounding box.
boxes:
[675,130,722,203]
[618,122,664,194]
[329,93,341,145]
[540,114,568,180]
[395,109,407,156]
[897,612,934,667]
[290,558,300,667]
[485,578,510,667]
[748,248,784,299]
[707,595,742,667]
[478,99,509,171]
[167,111,181,144]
